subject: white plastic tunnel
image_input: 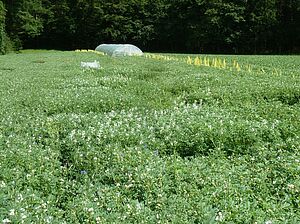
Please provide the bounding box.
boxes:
[95,44,143,57]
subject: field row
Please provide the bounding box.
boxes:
[0,51,299,223]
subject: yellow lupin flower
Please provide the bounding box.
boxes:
[211,58,215,67]
[233,60,236,67]
[236,62,241,72]
[187,56,193,65]
[217,58,222,68]
[247,64,251,72]
[203,57,207,66]
[199,57,202,65]
[194,57,201,66]
[213,58,218,67]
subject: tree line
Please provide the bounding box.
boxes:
[0,0,299,54]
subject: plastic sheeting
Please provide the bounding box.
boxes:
[95,44,143,57]
[80,60,100,69]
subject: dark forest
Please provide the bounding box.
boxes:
[0,0,299,54]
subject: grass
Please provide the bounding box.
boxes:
[0,50,299,223]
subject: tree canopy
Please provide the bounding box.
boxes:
[0,0,6,54]
[0,0,299,54]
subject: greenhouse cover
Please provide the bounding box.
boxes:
[95,44,143,57]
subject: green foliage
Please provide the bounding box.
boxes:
[0,51,299,222]
[1,0,299,53]
[2,0,47,50]
[0,0,5,54]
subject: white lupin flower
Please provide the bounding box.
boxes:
[96,217,101,223]
[2,218,11,224]
[0,181,5,188]
[9,209,15,216]
[215,211,224,221]
[288,184,295,189]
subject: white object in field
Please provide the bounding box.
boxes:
[95,44,143,57]
[80,60,100,69]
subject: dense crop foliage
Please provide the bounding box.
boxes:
[0,51,300,223]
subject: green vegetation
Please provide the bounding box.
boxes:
[0,1,5,54]
[1,0,299,53]
[0,51,300,223]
